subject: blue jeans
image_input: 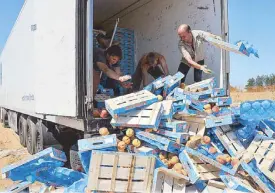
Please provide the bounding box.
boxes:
[178,60,204,83]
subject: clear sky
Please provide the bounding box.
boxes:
[0,0,274,88]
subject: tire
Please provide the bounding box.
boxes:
[70,144,84,172]
[18,115,27,147]
[35,120,44,153]
[1,109,9,128]
[26,117,36,155]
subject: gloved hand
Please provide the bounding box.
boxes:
[118,75,131,82]
[200,65,212,74]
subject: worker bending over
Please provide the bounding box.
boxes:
[132,52,169,91]
[93,45,131,97]
[177,24,222,83]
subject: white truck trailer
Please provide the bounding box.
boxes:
[0,0,229,168]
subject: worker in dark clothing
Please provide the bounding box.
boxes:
[132,52,169,91]
[93,45,131,97]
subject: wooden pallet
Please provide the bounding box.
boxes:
[179,150,221,184]
[110,102,164,129]
[87,151,155,193]
[185,78,217,92]
[242,134,275,174]
[78,134,117,152]
[152,167,189,193]
[259,120,275,138]
[105,90,158,117]
[204,36,249,56]
[185,147,239,176]
[219,173,261,193]
[213,125,245,157]
[173,114,205,136]
[241,159,275,193]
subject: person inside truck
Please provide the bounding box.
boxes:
[131,52,169,91]
[96,32,119,50]
[93,45,132,97]
[177,24,222,83]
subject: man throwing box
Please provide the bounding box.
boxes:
[177,24,222,83]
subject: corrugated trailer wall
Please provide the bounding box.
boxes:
[112,0,222,86]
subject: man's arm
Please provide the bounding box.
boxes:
[96,62,120,80]
[159,55,169,75]
[179,46,211,74]
[142,70,149,87]
[114,66,122,76]
[197,30,222,40]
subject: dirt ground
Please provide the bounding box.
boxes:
[231,91,275,103]
[0,124,30,191]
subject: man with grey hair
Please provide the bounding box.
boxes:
[177,24,222,83]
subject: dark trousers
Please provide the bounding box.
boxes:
[178,60,204,83]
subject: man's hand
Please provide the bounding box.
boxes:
[119,75,131,82]
[200,65,212,74]
[120,82,133,89]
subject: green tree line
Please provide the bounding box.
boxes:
[246,74,275,89]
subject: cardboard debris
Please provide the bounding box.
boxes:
[2,73,275,193]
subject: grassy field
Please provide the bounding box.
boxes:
[231,91,275,104]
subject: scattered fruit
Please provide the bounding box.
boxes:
[168,153,176,160]
[208,147,217,154]
[126,128,134,137]
[100,110,109,118]
[132,139,141,147]
[201,136,211,144]
[157,95,163,101]
[99,127,109,136]
[92,109,100,117]
[117,141,126,152]
[216,155,226,165]
[170,156,179,165]
[204,104,211,110]
[180,83,185,89]
[212,105,220,113]
[223,154,231,163]
[231,158,239,167]
[181,169,188,176]
[173,163,183,171]
[159,152,167,160]
[122,136,131,145]
[205,109,212,114]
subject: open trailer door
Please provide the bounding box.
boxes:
[33,0,78,117]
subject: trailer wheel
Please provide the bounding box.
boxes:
[26,117,36,155]
[18,115,27,147]
[70,144,84,172]
[1,109,9,128]
[35,120,44,153]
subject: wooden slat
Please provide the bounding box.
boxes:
[163,175,173,193]
[200,172,220,180]
[153,172,165,193]
[97,180,145,192]
[89,153,102,190]
[111,155,119,191]
[99,167,145,181]
[195,164,219,173]
[173,179,186,193]
[100,154,148,168]
[126,155,136,193]
[144,157,155,192]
